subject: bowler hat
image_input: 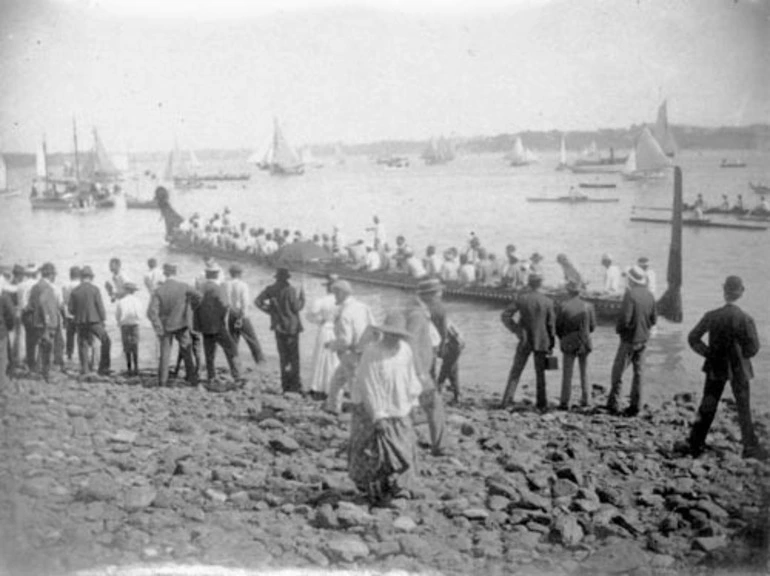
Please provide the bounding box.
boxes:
[123,282,138,292]
[162,263,177,275]
[12,264,25,277]
[80,266,95,279]
[627,265,647,286]
[373,312,412,339]
[275,267,291,280]
[417,277,443,295]
[565,280,582,294]
[229,264,243,276]
[723,275,744,294]
[530,252,543,262]
[637,256,650,266]
[39,262,56,277]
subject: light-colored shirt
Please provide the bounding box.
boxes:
[17,278,35,309]
[645,268,658,297]
[330,296,375,354]
[405,256,427,279]
[439,259,459,282]
[144,268,164,293]
[116,293,142,326]
[224,278,250,314]
[458,264,477,285]
[604,264,623,294]
[365,250,382,271]
[351,340,423,421]
[306,293,338,326]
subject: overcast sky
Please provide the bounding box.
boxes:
[0,0,767,153]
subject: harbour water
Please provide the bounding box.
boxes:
[2,149,769,410]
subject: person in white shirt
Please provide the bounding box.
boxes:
[404,250,427,279]
[115,282,142,375]
[263,234,279,256]
[439,249,460,283]
[601,253,623,295]
[423,245,443,277]
[637,256,657,297]
[323,280,376,414]
[457,254,477,286]
[364,246,382,271]
[143,258,164,294]
[17,264,38,370]
[365,215,387,250]
[348,312,422,503]
[224,264,265,366]
[305,274,341,399]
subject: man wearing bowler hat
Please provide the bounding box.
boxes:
[26,262,62,381]
[224,263,265,366]
[555,279,596,409]
[68,265,112,375]
[147,263,199,387]
[678,276,765,460]
[255,267,305,393]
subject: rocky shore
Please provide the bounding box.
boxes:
[0,368,768,576]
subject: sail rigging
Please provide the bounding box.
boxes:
[269,118,304,175]
[508,135,536,166]
[36,138,48,179]
[623,127,671,180]
[81,128,121,180]
[653,100,677,157]
[0,154,7,191]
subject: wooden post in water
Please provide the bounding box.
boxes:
[657,166,683,322]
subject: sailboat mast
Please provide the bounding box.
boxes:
[72,116,80,183]
[42,133,49,183]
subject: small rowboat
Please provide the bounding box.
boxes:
[739,214,770,223]
[578,183,617,189]
[749,182,770,195]
[125,197,158,210]
[527,196,619,204]
[630,216,767,231]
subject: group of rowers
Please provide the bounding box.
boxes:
[690,193,770,217]
[173,211,640,296]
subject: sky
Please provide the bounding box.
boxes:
[0,0,768,153]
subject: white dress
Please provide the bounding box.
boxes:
[306,293,340,394]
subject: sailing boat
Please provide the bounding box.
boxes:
[555,134,568,171]
[164,139,204,189]
[256,118,304,176]
[622,127,672,181]
[422,136,455,165]
[572,139,627,169]
[507,135,537,167]
[299,146,324,169]
[652,100,677,158]
[0,152,19,198]
[81,128,122,183]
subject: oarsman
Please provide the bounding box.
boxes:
[734,194,744,211]
[528,252,544,278]
[439,248,459,282]
[457,254,476,285]
[500,273,556,411]
[323,280,375,413]
[637,256,657,297]
[501,251,523,289]
[555,280,596,409]
[475,248,496,286]
[418,278,464,403]
[364,246,382,272]
[606,265,656,416]
[62,266,81,362]
[224,264,265,366]
[556,253,585,289]
[143,258,164,293]
[196,265,241,384]
[676,276,766,460]
[106,257,131,302]
[404,249,427,279]
[26,263,62,381]
[115,282,142,375]
[601,253,623,295]
[255,268,305,393]
[423,245,442,277]
[147,263,199,387]
[365,215,387,250]
[68,266,112,376]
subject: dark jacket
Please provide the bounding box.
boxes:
[0,293,14,340]
[255,280,304,335]
[688,302,759,382]
[147,278,199,334]
[195,280,229,335]
[69,281,106,325]
[556,295,596,355]
[28,278,62,330]
[615,285,656,344]
[501,288,555,352]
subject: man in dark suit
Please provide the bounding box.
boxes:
[68,265,111,375]
[255,268,304,393]
[147,263,199,387]
[680,276,765,459]
[195,266,240,382]
[606,265,657,416]
[0,289,15,392]
[500,273,556,411]
[26,263,63,381]
[556,280,597,409]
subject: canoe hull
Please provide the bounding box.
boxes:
[630,216,767,231]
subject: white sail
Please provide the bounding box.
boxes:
[508,135,530,165]
[0,154,7,190]
[524,147,540,163]
[653,100,677,157]
[581,140,599,159]
[271,118,303,173]
[622,149,637,174]
[36,139,48,178]
[188,148,201,169]
[635,127,672,172]
[559,134,567,165]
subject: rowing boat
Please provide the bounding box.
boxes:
[630,216,767,231]
[739,215,770,223]
[578,183,617,189]
[527,196,619,204]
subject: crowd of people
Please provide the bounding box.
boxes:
[0,247,765,506]
[691,193,770,218]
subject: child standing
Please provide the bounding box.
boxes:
[115,282,141,375]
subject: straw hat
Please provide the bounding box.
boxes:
[627,265,648,286]
[373,312,412,339]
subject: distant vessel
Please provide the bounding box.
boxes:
[81,128,122,183]
[749,182,770,195]
[622,127,671,181]
[652,100,677,158]
[422,136,455,165]
[572,140,627,168]
[376,155,409,168]
[719,159,747,169]
[555,134,568,171]
[507,136,538,167]
[164,139,204,189]
[0,152,19,198]
[257,118,305,176]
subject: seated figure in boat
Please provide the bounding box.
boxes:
[475,249,497,286]
[457,254,476,286]
[734,195,745,212]
[364,246,382,272]
[439,248,460,283]
[556,253,586,289]
[404,249,427,279]
[719,195,730,211]
[753,197,770,216]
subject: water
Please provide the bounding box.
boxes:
[2,149,769,411]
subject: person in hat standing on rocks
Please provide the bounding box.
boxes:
[555,280,596,409]
[305,274,340,400]
[348,311,423,503]
[196,265,241,384]
[677,276,765,459]
[62,266,82,362]
[418,277,464,403]
[606,265,656,416]
[224,264,265,366]
[26,263,62,381]
[0,288,14,392]
[17,264,39,371]
[500,272,556,411]
[68,266,112,375]
[115,282,142,375]
[255,268,305,393]
[147,263,199,387]
[323,280,375,413]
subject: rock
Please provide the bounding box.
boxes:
[462,508,489,521]
[498,450,540,474]
[551,478,579,499]
[581,540,650,574]
[325,536,369,562]
[123,486,157,511]
[552,514,583,544]
[336,501,374,527]
[487,495,510,511]
[269,435,300,454]
[515,487,551,511]
[71,416,90,436]
[393,516,417,532]
[486,475,520,500]
[259,418,285,430]
[596,484,627,508]
[460,423,476,436]
[204,488,228,503]
[66,404,85,417]
[693,499,728,520]
[555,464,583,486]
[109,429,138,444]
[371,540,401,558]
[692,536,727,553]
[76,475,119,502]
[650,554,676,568]
[573,498,601,513]
[315,504,339,529]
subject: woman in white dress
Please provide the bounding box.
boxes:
[306,275,340,399]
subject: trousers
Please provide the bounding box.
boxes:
[560,352,590,407]
[688,377,759,453]
[608,341,646,411]
[502,340,548,409]
[275,333,301,392]
[418,387,447,454]
[159,328,196,386]
[202,329,241,380]
[76,323,111,374]
[228,314,265,365]
[65,317,77,359]
[325,353,359,412]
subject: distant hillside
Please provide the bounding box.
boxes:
[4,124,768,168]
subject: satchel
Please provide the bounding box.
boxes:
[544,355,559,371]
